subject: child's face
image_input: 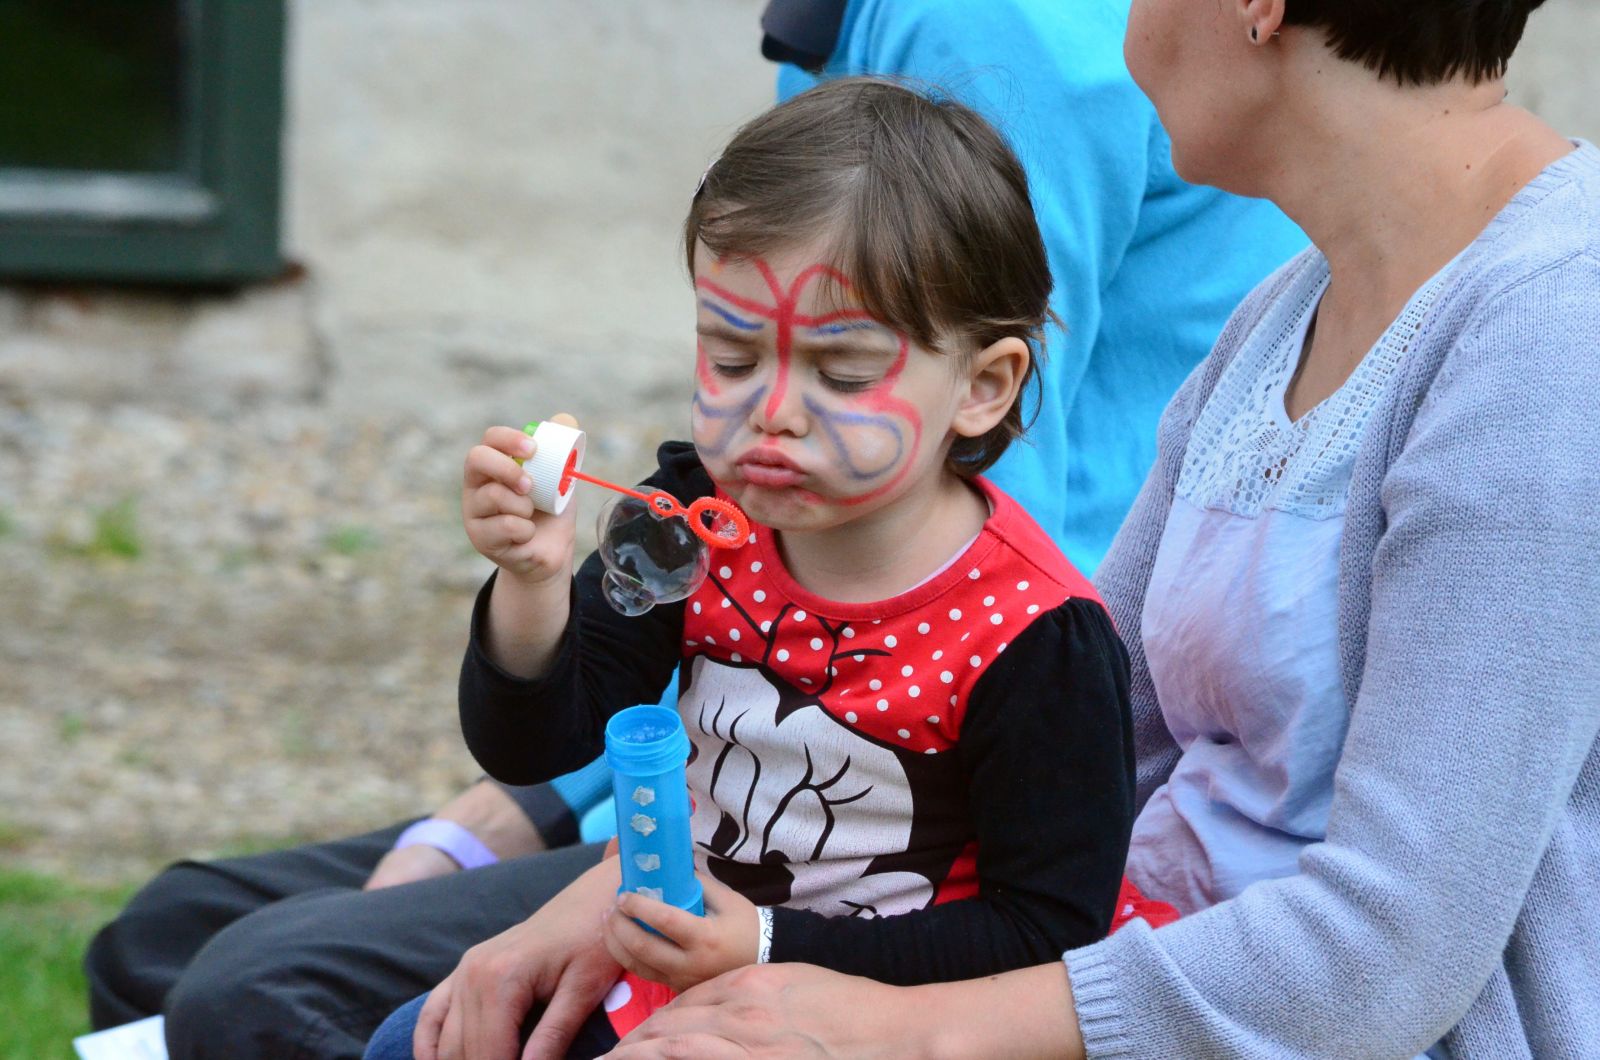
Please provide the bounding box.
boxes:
[690,241,970,534]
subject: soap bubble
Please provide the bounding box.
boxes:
[602,569,656,616]
[596,495,711,616]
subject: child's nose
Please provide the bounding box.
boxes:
[748,367,808,436]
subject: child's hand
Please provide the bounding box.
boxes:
[602,872,760,994]
[461,415,578,584]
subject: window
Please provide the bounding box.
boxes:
[0,0,285,284]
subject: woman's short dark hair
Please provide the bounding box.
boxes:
[1285,0,1548,86]
[684,77,1052,479]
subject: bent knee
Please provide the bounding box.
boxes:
[163,895,352,1058]
[85,862,237,1028]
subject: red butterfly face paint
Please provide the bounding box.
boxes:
[690,244,966,533]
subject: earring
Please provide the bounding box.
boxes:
[1250,26,1259,41]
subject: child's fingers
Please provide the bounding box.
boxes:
[480,513,537,548]
[617,892,709,948]
[482,424,537,459]
[464,481,537,521]
[463,443,534,494]
[467,514,537,557]
[605,906,690,979]
[603,912,674,984]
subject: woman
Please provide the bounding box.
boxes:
[604,0,1600,1056]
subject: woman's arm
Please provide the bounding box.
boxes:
[1061,265,1600,1057]
[607,962,1086,1060]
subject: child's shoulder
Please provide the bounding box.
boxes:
[971,477,1102,610]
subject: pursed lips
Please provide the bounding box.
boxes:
[735,447,807,488]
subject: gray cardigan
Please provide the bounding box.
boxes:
[1067,142,1600,1059]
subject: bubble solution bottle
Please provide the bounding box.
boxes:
[605,704,704,920]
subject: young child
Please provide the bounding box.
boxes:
[443,77,1136,1055]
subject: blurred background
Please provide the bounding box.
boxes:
[0,0,1594,1051]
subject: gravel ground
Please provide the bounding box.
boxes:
[0,391,685,884]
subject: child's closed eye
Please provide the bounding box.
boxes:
[819,373,876,394]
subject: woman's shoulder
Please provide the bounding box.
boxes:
[1446,142,1600,322]
[1426,146,1600,386]
[1391,149,1600,485]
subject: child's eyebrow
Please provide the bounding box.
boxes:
[698,299,765,332]
[808,320,883,336]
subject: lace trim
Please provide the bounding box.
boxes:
[1177,257,1453,519]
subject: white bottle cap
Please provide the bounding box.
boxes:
[523,420,586,515]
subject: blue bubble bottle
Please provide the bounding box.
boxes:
[605,704,704,919]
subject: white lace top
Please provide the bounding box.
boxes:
[1125,254,1456,916]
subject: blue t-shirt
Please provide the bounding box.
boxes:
[779,0,1307,572]
[553,0,1308,837]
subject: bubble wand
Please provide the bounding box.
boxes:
[520,420,750,615]
[520,421,747,546]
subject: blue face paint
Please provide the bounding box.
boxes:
[809,320,880,336]
[700,299,765,332]
[692,386,766,457]
[804,395,905,480]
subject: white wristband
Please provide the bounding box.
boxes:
[756,906,775,964]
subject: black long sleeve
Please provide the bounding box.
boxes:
[767,597,1136,983]
[458,443,712,785]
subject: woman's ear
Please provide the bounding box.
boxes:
[952,336,1029,441]
[1238,0,1286,42]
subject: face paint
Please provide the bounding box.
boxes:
[691,252,935,516]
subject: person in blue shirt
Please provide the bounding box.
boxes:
[774,0,1305,572]
[84,4,1303,1057]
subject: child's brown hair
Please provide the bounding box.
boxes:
[685,77,1053,477]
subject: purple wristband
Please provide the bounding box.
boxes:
[393,819,499,870]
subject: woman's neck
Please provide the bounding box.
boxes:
[1259,54,1570,301]
[1251,47,1572,419]
[775,471,990,604]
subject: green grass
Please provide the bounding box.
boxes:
[323,524,380,556]
[0,870,135,1058]
[87,497,143,560]
[53,497,144,561]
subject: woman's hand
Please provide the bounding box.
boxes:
[605,961,1087,1060]
[461,416,579,585]
[414,856,622,1060]
[603,963,920,1059]
[602,873,759,994]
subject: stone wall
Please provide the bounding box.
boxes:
[0,1,1591,429]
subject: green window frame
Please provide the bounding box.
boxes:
[0,1,285,284]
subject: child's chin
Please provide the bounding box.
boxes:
[733,485,834,530]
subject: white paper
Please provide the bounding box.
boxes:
[74,1015,168,1060]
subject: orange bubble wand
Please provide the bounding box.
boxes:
[520,421,748,550]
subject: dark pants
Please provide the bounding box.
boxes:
[83,824,602,1060]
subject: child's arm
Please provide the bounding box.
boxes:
[774,597,1135,982]
[610,597,1135,989]
[459,442,713,786]
[461,422,581,679]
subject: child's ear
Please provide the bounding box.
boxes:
[952,337,1029,441]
